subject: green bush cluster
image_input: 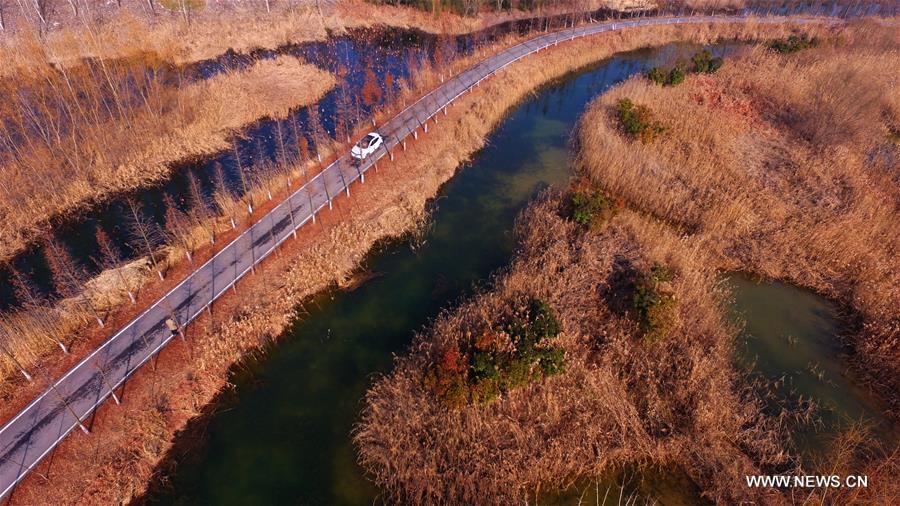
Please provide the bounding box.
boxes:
[616,98,666,143]
[647,50,723,86]
[570,190,617,229]
[632,264,678,343]
[767,35,818,54]
[425,299,566,407]
[691,50,724,74]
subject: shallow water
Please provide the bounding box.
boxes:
[726,274,893,460]
[144,42,727,505]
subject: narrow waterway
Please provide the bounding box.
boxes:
[143,42,730,505]
[140,39,892,504]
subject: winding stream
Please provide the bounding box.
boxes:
[143,42,735,505]
[139,41,891,504]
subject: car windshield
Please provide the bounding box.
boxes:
[358,134,378,150]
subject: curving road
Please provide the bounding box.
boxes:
[0,8,876,501]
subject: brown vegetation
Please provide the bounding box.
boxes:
[0,54,334,265]
[355,195,792,504]
[575,19,900,414]
[0,0,647,72]
[6,17,833,504]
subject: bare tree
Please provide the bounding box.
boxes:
[163,194,195,263]
[187,171,216,245]
[306,105,329,164]
[31,0,52,34]
[233,139,254,214]
[44,238,105,328]
[125,197,166,280]
[94,226,136,305]
[212,161,238,230]
[7,266,70,353]
[334,81,354,144]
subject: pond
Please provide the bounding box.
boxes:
[727,274,893,461]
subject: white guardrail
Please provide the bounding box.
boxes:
[0,4,888,500]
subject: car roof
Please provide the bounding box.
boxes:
[367,132,381,138]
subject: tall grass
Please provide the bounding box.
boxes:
[0,54,335,265]
[575,19,900,411]
[4,18,836,503]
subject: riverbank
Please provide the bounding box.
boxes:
[575,18,900,415]
[6,19,831,504]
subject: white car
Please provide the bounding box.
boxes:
[351,132,384,160]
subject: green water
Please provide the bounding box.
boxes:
[146,43,720,505]
[144,41,890,504]
[727,274,893,460]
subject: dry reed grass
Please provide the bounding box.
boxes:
[355,196,793,504]
[575,19,900,414]
[0,0,646,73]
[5,18,831,503]
[0,55,334,265]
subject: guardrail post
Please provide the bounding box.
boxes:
[307,189,316,223]
[249,225,257,274]
[288,197,298,239]
[94,363,120,406]
[338,169,350,197]
[323,176,333,210]
[232,246,238,294]
[54,388,89,434]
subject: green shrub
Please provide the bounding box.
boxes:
[529,299,562,342]
[632,263,678,343]
[500,356,535,390]
[667,66,685,86]
[471,378,500,404]
[426,299,566,407]
[616,98,666,143]
[537,347,566,376]
[571,190,616,229]
[442,374,470,407]
[647,66,667,85]
[767,35,818,54]
[472,351,500,380]
[690,50,723,75]
[424,366,469,408]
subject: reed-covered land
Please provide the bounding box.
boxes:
[355,19,900,504]
[5,18,831,504]
[576,19,900,413]
[356,196,796,503]
[0,54,334,266]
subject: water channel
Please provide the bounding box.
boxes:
[144,42,741,505]
[133,37,894,504]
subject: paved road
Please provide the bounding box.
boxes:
[0,8,876,501]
